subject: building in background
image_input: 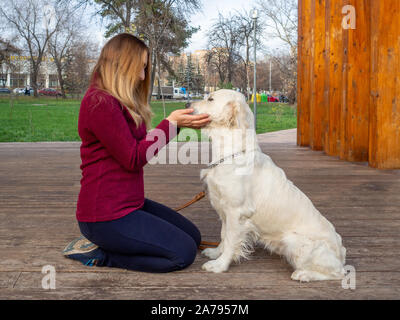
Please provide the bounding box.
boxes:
[0,55,59,89]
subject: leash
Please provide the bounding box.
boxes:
[174,191,220,250]
[174,191,206,211]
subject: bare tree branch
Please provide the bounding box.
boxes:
[0,0,62,96]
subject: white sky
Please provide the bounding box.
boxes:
[90,0,285,55]
[186,0,256,52]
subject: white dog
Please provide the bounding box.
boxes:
[189,89,346,282]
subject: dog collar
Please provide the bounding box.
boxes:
[207,149,255,169]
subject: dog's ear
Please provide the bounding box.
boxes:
[226,101,239,128]
[226,100,249,129]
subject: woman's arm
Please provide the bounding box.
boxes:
[87,97,180,171]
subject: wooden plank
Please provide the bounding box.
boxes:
[369,0,400,169]
[339,0,349,161]
[297,0,303,145]
[309,0,327,151]
[325,0,344,156]
[1,286,399,300]
[0,272,20,289]
[1,132,400,299]
[340,0,370,162]
[322,0,331,153]
[297,0,313,146]
[1,235,399,250]
[10,271,400,290]
[1,239,399,271]
[2,220,399,250]
[1,252,400,282]
[297,0,312,147]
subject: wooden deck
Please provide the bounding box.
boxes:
[1,129,400,299]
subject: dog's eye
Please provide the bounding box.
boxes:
[208,97,214,102]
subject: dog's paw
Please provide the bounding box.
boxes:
[202,260,228,273]
[291,269,344,282]
[201,248,221,260]
[291,270,311,282]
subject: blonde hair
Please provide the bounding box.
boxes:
[90,33,154,130]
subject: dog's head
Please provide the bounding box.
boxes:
[188,90,254,131]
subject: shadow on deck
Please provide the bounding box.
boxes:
[1,129,399,299]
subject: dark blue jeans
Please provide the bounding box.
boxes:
[78,198,201,273]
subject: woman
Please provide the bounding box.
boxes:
[63,33,211,273]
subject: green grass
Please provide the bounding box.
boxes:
[250,103,297,135]
[0,95,297,142]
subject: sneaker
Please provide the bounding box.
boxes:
[63,235,98,255]
[83,258,100,267]
[63,236,104,267]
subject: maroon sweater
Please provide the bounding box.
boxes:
[76,86,179,222]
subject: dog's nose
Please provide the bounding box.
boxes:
[185,102,192,109]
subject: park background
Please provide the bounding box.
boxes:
[1,0,400,300]
[0,0,298,142]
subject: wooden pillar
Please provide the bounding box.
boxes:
[340,0,370,162]
[297,0,400,169]
[369,0,400,169]
[322,0,331,152]
[324,0,344,156]
[309,0,327,151]
[297,0,312,147]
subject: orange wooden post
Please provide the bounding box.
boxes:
[369,0,400,169]
[297,0,312,147]
[339,0,370,162]
[309,0,327,151]
[324,0,344,157]
[322,0,331,152]
[298,0,400,169]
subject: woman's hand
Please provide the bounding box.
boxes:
[166,108,211,129]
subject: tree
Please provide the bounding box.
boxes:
[0,0,61,97]
[269,51,297,103]
[247,57,283,92]
[257,0,297,54]
[169,54,203,95]
[47,3,84,98]
[133,0,200,101]
[94,0,138,36]
[257,0,298,104]
[182,53,203,95]
[183,54,195,95]
[207,13,242,86]
[173,59,186,87]
[205,47,229,86]
[75,0,201,101]
[192,62,205,95]
[235,10,264,100]
[63,39,99,96]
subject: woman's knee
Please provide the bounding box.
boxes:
[173,238,198,270]
[143,198,202,246]
[191,225,202,247]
